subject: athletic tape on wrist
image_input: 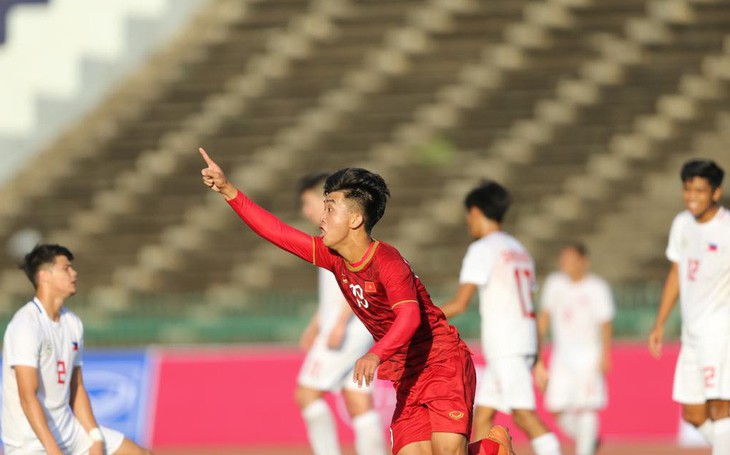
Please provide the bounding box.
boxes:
[89,428,105,442]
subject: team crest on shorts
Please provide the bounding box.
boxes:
[449,411,464,420]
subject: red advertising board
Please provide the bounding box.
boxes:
[150,343,683,448]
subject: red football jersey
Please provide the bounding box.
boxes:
[227,191,467,380]
[313,238,465,380]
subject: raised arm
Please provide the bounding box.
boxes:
[199,147,317,264]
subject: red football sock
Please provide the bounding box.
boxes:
[468,438,502,455]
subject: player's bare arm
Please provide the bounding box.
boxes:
[440,283,477,319]
[70,367,105,455]
[15,365,65,455]
[199,147,238,200]
[649,261,680,358]
[535,310,551,392]
[299,314,320,351]
[601,320,613,374]
[327,303,353,350]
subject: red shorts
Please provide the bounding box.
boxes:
[390,346,477,454]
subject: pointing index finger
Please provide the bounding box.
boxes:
[199,147,215,166]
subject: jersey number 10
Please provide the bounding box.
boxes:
[514,268,535,318]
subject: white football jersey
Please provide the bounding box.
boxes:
[460,231,537,359]
[666,207,730,342]
[2,299,84,450]
[316,269,371,347]
[540,273,614,355]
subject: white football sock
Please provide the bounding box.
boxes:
[698,419,714,443]
[352,410,386,455]
[712,417,730,455]
[558,412,577,438]
[302,399,341,455]
[575,411,599,455]
[531,432,562,455]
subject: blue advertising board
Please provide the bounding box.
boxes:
[0,350,153,446]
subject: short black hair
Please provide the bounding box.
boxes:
[464,180,511,223]
[680,159,724,189]
[21,244,74,289]
[563,242,589,257]
[324,168,390,233]
[297,172,330,195]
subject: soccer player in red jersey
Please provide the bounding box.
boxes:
[198,148,514,455]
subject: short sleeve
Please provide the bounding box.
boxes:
[540,274,559,314]
[74,318,84,367]
[459,241,497,286]
[4,320,42,368]
[381,257,419,308]
[594,279,615,323]
[666,213,684,263]
[313,236,336,271]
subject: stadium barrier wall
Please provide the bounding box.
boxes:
[0,342,706,450]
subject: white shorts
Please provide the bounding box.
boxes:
[673,337,730,404]
[4,425,124,455]
[476,355,536,413]
[545,350,606,412]
[297,327,374,393]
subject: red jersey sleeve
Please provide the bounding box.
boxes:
[227,190,315,264]
[368,301,419,362]
[311,236,336,271]
[381,257,420,308]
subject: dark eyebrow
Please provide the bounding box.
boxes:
[324,198,335,204]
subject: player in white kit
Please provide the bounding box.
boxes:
[294,173,386,455]
[649,159,730,454]
[537,243,614,455]
[441,180,562,455]
[2,244,152,455]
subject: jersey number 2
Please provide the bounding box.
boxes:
[57,360,66,384]
[514,268,535,318]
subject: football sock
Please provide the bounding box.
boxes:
[468,438,503,455]
[352,410,386,455]
[712,417,730,455]
[531,432,562,455]
[558,412,577,438]
[302,399,341,455]
[698,419,714,443]
[575,411,599,455]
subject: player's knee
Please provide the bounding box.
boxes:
[707,400,730,421]
[296,385,326,410]
[682,406,709,427]
[511,409,537,431]
[343,390,372,416]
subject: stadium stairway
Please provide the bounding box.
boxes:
[78,0,541,311]
[585,113,730,283]
[0,0,289,310]
[376,0,730,285]
[520,30,730,281]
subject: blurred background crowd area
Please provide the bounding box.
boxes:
[1,0,729,346]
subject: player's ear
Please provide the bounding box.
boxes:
[349,211,365,230]
[712,186,722,203]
